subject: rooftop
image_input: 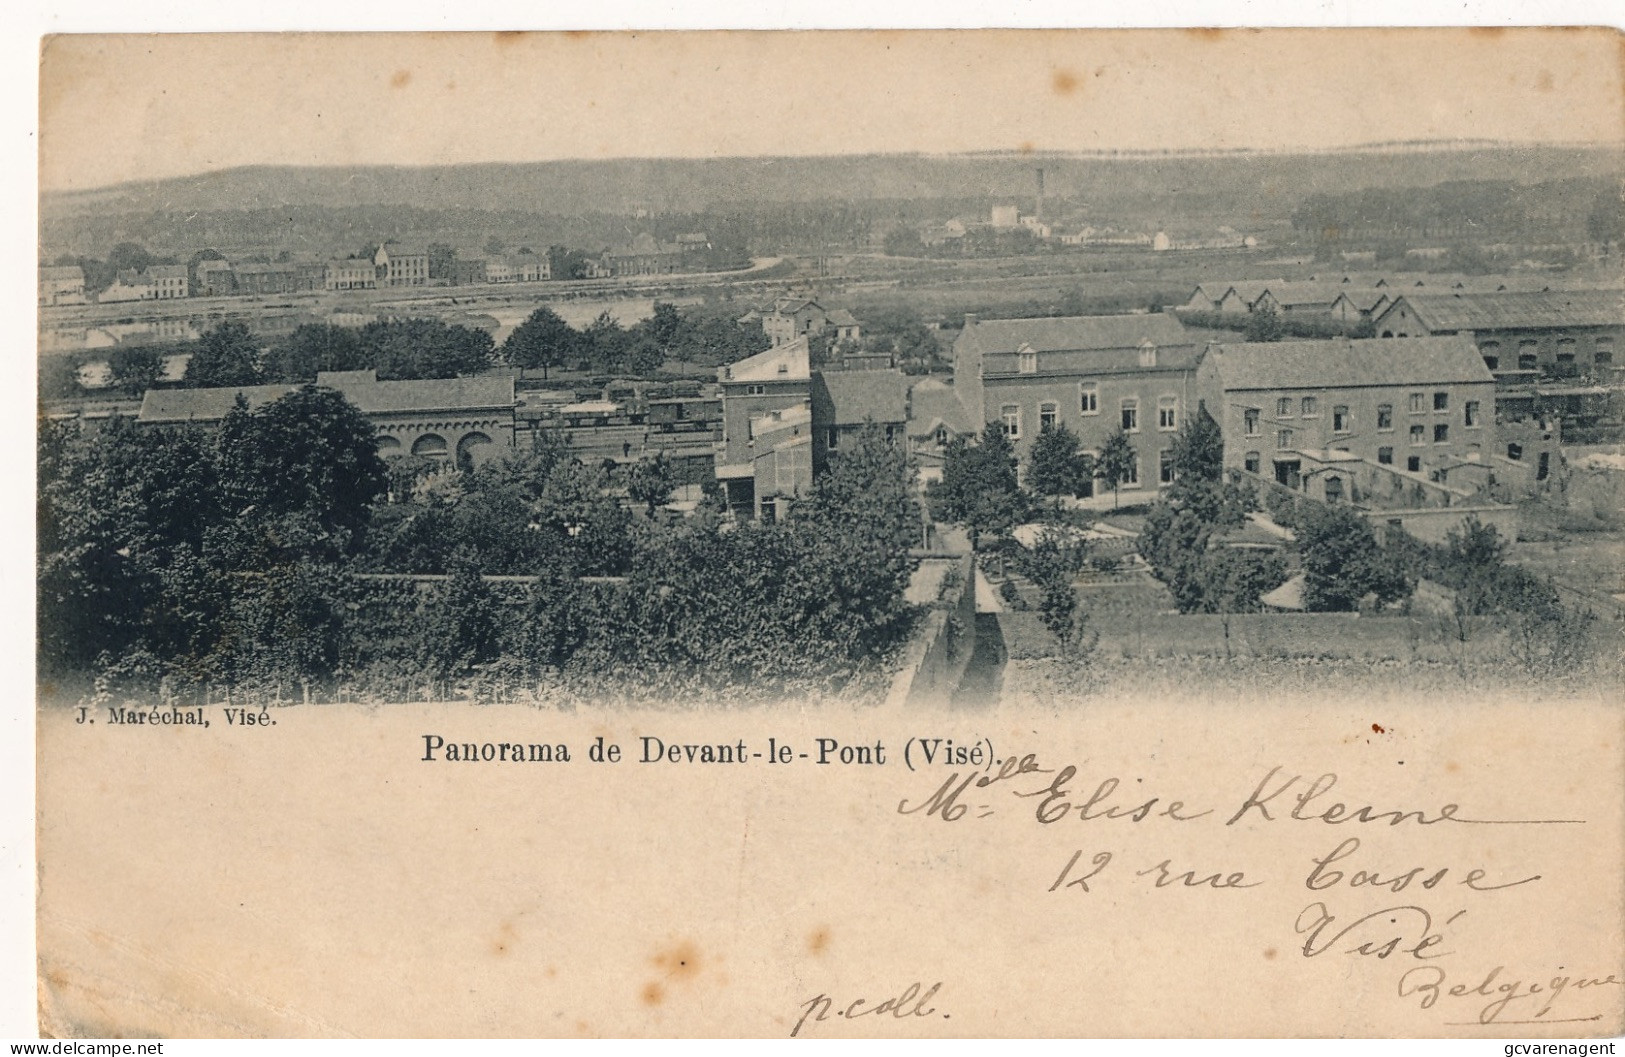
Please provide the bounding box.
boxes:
[1387,288,1623,332]
[961,311,1191,354]
[1207,335,1494,390]
[813,369,909,426]
[905,377,974,438]
[721,336,810,384]
[139,372,515,424]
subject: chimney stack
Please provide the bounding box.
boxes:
[1035,167,1046,222]
[964,313,978,328]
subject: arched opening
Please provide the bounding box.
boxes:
[376,435,403,457]
[412,433,448,459]
[455,431,494,470]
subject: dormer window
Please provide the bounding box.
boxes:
[1138,340,1157,367]
[1018,344,1037,374]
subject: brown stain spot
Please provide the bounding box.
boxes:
[546,965,557,978]
[808,927,831,955]
[490,920,517,957]
[1094,66,1107,79]
[641,982,664,1006]
[1052,69,1079,95]
[1186,28,1225,41]
[390,69,411,90]
[494,31,524,46]
[1445,760,1461,774]
[1469,26,1506,38]
[1264,947,1278,960]
[651,939,700,979]
[1371,723,1385,734]
[1018,141,1034,154]
[1536,69,1554,92]
[574,1020,590,1035]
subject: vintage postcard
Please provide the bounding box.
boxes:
[30,28,1625,1040]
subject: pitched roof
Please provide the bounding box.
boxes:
[139,374,515,424]
[1383,289,1624,332]
[812,369,909,426]
[1207,336,1494,391]
[962,312,1191,354]
[146,264,188,279]
[825,308,860,327]
[906,377,973,437]
[721,337,810,384]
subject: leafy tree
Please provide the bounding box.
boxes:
[928,422,1028,543]
[1027,422,1092,503]
[580,311,629,373]
[183,321,263,388]
[547,245,590,281]
[624,337,665,376]
[646,301,684,350]
[107,345,164,395]
[263,324,367,383]
[625,454,677,517]
[360,318,494,380]
[502,307,578,378]
[215,386,388,562]
[417,552,501,681]
[1297,504,1411,612]
[1094,430,1136,509]
[534,460,633,576]
[1245,304,1286,343]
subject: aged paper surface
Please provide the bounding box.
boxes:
[32,27,1625,1040]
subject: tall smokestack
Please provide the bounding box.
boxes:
[1035,167,1046,222]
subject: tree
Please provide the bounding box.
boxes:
[580,311,629,373]
[1245,304,1285,343]
[547,245,590,281]
[1297,504,1411,612]
[359,318,494,379]
[625,454,676,517]
[183,321,262,388]
[1027,423,1092,504]
[215,386,388,562]
[417,552,501,682]
[646,301,685,350]
[263,324,366,383]
[927,422,1028,543]
[1094,430,1136,509]
[502,307,577,378]
[107,345,164,395]
[1166,408,1224,489]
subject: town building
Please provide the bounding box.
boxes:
[146,264,190,299]
[484,256,547,283]
[600,233,684,277]
[1196,335,1497,484]
[714,338,816,522]
[757,297,828,347]
[38,265,87,306]
[1371,289,1623,379]
[97,270,153,303]
[137,370,516,467]
[374,243,430,287]
[904,376,975,485]
[952,312,1202,496]
[325,258,378,291]
[194,259,236,297]
[811,369,909,461]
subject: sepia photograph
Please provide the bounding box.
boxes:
[24,23,1625,1042]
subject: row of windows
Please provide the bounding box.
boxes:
[1269,422,1457,451]
[1245,450,1428,474]
[1017,344,1160,374]
[1244,400,1480,437]
[1002,394,1180,439]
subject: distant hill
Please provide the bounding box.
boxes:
[43,144,1624,219]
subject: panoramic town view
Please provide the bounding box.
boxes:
[35,38,1625,711]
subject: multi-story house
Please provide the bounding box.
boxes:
[38,265,86,306]
[952,312,1202,496]
[325,257,378,291]
[1196,335,1497,484]
[146,264,190,299]
[1372,289,1623,379]
[374,243,430,287]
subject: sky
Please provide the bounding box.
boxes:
[37,27,1625,194]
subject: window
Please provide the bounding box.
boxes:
[1332,405,1350,433]
[1410,425,1426,446]
[1276,397,1293,417]
[1407,456,1421,472]
[1039,402,1058,431]
[1556,339,1577,365]
[933,425,949,447]
[744,384,766,396]
[1079,384,1099,415]
[1377,404,1393,431]
[1507,442,1523,461]
[1301,396,1319,417]
[1482,354,1500,370]
[1409,392,1426,414]
[1377,446,1394,465]
[1596,338,1614,367]
[1120,398,1139,433]
[1244,451,1261,474]
[1000,404,1021,439]
[1019,347,1037,374]
[1159,451,1176,484]
[1157,396,1178,431]
[1122,457,1140,487]
[1243,408,1261,436]
[826,427,839,450]
[1138,341,1157,368]
[1434,423,1449,444]
[1276,429,1292,451]
[1518,340,1539,370]
[1465,400,1481,428]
